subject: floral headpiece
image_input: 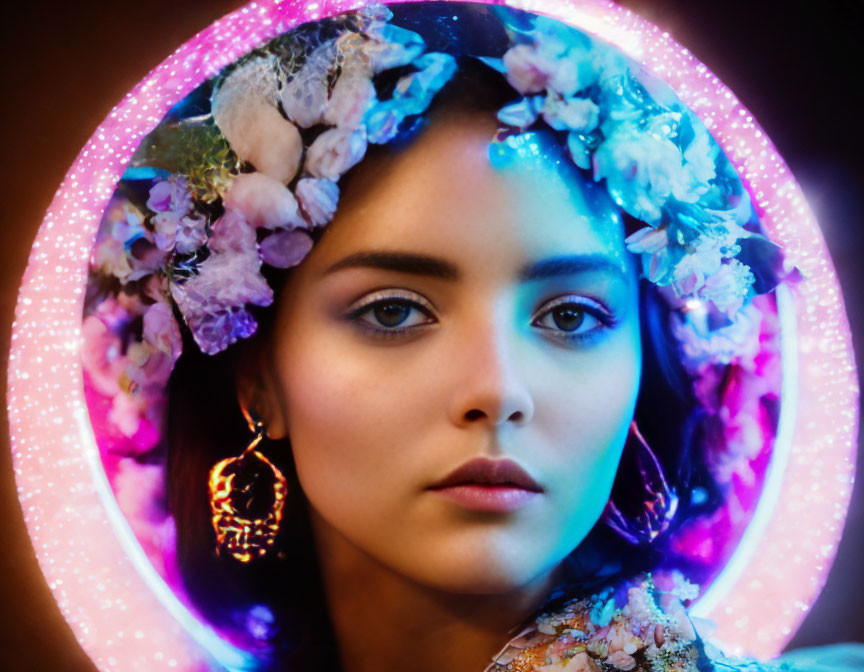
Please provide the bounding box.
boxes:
[84,3,788,455]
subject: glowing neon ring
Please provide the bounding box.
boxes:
[7,0,857,669]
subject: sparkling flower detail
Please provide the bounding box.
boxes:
[487,574,707,672]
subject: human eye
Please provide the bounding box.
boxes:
[530,294,616,344]
[345,289,437,339]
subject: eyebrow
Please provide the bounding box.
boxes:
[322,251,626,282]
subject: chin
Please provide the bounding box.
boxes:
[392,538,562,596]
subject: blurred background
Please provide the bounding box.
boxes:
[1,0,862,669]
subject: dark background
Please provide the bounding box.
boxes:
[1,1,862,670]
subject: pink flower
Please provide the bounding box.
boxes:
[305,127,368,181]
[142,302,182,365]
[81,313,126,396]
[222,172,307,230]
[126,237,170,282]
[125,341,174,391]
[296,177,339,227]
[625,226,668,255]
[607,651,637,670]
[607,622,642,656]
[324,72,377,129]
[152,213,179,251]
[502,44,557,94]
[109,391,145,438]
[208,210,257,255]
[113,457,168,525]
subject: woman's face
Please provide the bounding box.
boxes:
[262,112,641,594]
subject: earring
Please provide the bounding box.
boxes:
[601,421,679,546]
[208,405,288,563]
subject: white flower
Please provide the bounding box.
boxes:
[542,95,600,132]
[671,235,725,297]
[699,259,753,315]
[212,56,302,183]
[671,127,716,204]
[498,96,543,129]
[280,40,335,128]
[324,71,377,129]
[305,127,368,181]
[593,121,683,224]
[222,172,307,230]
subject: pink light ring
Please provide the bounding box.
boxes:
[505,0,858,658]
[8,0,858,669]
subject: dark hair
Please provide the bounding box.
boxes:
[165,56,724,671]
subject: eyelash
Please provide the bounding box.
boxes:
[345,290,616,344]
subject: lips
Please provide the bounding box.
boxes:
[428,457,543,493]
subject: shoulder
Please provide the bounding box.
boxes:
[484,573,802,672]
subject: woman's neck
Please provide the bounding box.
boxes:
[309,509,561,672]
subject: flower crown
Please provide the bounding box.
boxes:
[84,3,787,451]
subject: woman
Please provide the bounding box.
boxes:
[79,3,858,671]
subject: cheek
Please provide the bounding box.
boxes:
[534,326,641,529]
[272,327,433,522]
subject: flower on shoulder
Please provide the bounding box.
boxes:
[537,651,600,672]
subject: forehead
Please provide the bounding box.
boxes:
[307,114,630,278]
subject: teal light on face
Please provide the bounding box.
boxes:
[488,131,546,169]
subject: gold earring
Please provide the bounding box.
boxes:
[208,405,288,563]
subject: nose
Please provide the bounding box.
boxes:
[447,304,534,429]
